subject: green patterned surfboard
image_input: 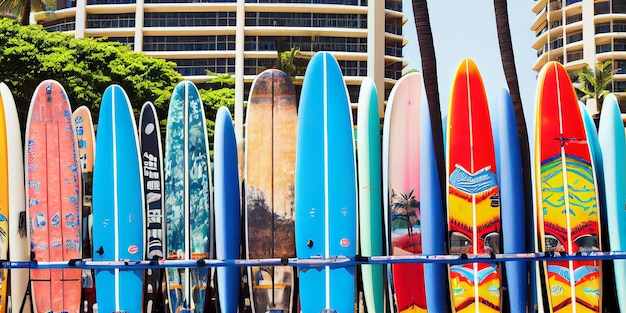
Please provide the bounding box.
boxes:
[165,81,212,313]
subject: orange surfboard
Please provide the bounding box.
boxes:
[26,80,82,313]
[73,106,96,313]
[534,61,602,313]
[0,84,11,313]
[446,59,501,313]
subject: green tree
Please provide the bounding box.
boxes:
[279,48,306,78]
[0,0,54,25]
[198,85,235,148]
[206,70,235,88]
[0,18,182,126]
[574,60,615,113]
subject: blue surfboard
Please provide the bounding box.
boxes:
[295,51,357,313]
[496,89,527,313]
[597,95,626,312]
[213,106,241,313]
[420,90,447,312]
[92,85,144,313]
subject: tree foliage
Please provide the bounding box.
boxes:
[279,48,306,78]
[0,0,54,25]
[574,60,615,113]
[0,18,183,127]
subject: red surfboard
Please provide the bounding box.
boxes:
[446,59,501,313]
[534,61,602,313]
[26,80,82,313]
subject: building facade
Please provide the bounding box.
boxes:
[531,0,626,108]
[35,0,404,136]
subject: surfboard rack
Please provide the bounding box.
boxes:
[4,251,626,270]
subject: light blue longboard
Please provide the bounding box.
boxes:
[92,85,145,313]
[597,95,626,313]
[495,89,527,313]
[139,101,166,313]
[356,78,384,313]
[295,51,357,313]
[213,106,241,313]
[165,81,212,313]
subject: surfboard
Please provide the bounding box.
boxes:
[534,61,602,313]
[244,69,297,313]
[419,85,447,312]
[382,72,427,313]
[597,94,625,312]
[3,83,30,313]
[165,80,212,313]
[214,106,241,313]
[1,82,28,313]
[295,51,357,313]
[357,77,384,313]
[92,84,144,313]
[495,89,527,313]
[446,58,501,313]
[139,101,166,313]
[72,105,97,313]
[0,81,9,313]
[25,80,82,313]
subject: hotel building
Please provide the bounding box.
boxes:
[531,0,626,108]
[34,0,405,137]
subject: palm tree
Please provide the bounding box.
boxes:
[391,190,420,236]
[412,0,445,208]
[277,48,306,79]
[574,60,615,114]
[0,0,54,25]
[206,70,235,87]
[492,0,532,251]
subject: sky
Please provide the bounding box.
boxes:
[401,0,538,127]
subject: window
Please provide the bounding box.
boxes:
[596,23,611,34]
[597,43,612,53]
[614,22,626,32]
[86,14,135,28]
[595,1,610,15]
[566,32,582,44]
[615,39,626,51]
[566,14,582,24]
[566,50,583,62]
[550,37,563,49]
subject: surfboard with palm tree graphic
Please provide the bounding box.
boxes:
[383,72,428,313]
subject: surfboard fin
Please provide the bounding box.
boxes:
[96,246,104,256]
[307,240,313,248]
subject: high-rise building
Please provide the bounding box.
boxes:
[34,0,404,136]
[531,0,626,108]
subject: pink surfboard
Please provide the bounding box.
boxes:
[382,72,427,312]
[25,80,82,313]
